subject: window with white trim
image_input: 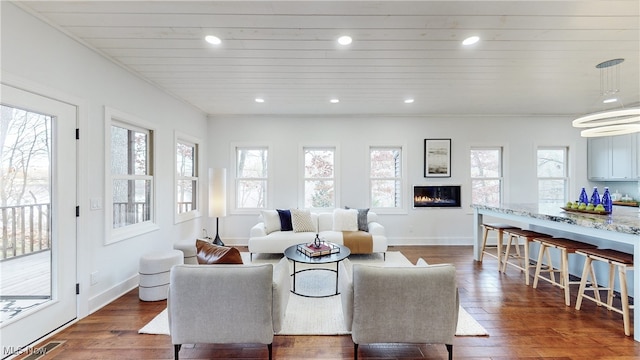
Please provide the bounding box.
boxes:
[303,147,336,208]
[370,146,403,209]
[537,147,568,204]
[108,112,155,241]
[175,136,200,222]
[235,147,268,209]
[470,147,503,206]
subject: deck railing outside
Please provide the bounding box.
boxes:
[113,201,150,228]
[1,203,51,260]
[177,201,194,213]
[112,201,194,228]
[2,201,196,260]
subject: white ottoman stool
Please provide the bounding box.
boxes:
[139,250,183,301]
[173,240,198,265]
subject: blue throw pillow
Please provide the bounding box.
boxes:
[276,209,293,231]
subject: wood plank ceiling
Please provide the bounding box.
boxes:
[14,1,640,117]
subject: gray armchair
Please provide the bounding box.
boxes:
[339,259,459,360]
[168,258,290,360]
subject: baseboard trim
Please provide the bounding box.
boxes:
[87,274,139,315]
[389,237,473,246]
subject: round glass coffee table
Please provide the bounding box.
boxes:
[284,243,350,298]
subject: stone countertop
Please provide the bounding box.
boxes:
[472,203,640,236]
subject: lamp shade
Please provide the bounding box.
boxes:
[209,168,227,217]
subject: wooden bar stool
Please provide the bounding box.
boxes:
[480,223,518,267]
[532,237,598,306]
[501,229,552,285]
[575,248,634,336]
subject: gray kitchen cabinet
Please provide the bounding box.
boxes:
[587,133,638,180]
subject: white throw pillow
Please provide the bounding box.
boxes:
[416,258,429,267]
[345,206,370,231]
[261,210,281,234]
[332,208,358,231]
[291,209,316,232]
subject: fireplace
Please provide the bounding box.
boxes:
[413,185,461,208]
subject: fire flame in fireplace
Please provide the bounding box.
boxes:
[414,195,448,204]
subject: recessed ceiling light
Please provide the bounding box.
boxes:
[330,98,340,103]
[205,35,222,45]
[603,98,618,104]
[337,36,352,45]
[255,98,265,103]
[462,36,480,46]
[404,98,415,104]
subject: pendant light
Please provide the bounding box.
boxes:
[572,58,640,137]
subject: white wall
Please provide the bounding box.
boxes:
[1,3,208,317]
[208,115,587,245]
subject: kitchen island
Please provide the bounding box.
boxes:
[472,203,640,341]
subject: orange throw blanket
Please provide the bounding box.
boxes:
[342,231,373,254]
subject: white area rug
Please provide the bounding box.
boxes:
[139,252,489,337]
[139,309,170,335]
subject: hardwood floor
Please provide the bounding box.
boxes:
[17,246,639,359]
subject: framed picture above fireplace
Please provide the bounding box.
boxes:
[424,138,451,178]
[413,185,461,208]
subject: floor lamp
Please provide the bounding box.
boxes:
[209,168,226,246]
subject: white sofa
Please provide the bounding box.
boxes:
[249,210,387,258]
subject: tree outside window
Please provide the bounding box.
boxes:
[470,148,502,206]
[0,105,51,258]
[236,147,268,209]
[537,147,568,204]
[370,147,402,208]
[304,148,335,208]
[110,122,153,229]
[176,139,198,218]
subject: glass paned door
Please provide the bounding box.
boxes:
[0,84,77,358]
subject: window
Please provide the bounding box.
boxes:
[470,147,503,206]
[175,135,200,222]
[106,107,157,243]
[370,147,403,209]
[303,147,336,208]
[235,147,268,209]
[111,123,152,227]
[537,147,568,204]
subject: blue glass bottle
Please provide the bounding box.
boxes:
[602,187,612,213]
[579,187,589,204]
[590,187,600,206]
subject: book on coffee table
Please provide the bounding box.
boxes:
[296,241,340,257]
